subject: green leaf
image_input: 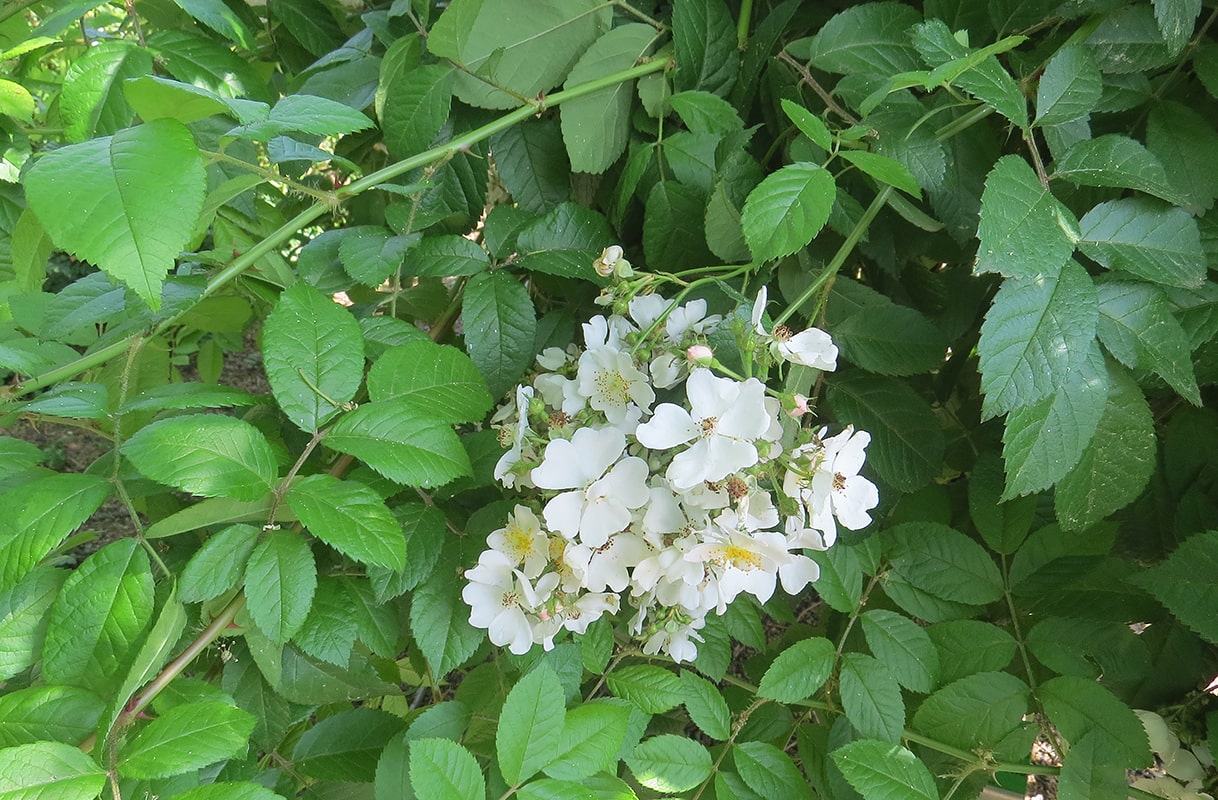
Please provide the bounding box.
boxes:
[607,664,683,713]
[287,474,406,569]
[410,738,485,800]
[734,741,813,800]
[339,227,413,287]
[1154,0,1202,52]
[885,522,1004,605]
[0,79,34,123]
[0,685,103,747]
[543,702,631,781]
[60,40,152,141]
[381,64,454,160]
[1001,343,1108,498]
[832,739,939,800]
[462,270,537,399]
[672,0,737,95]
[927,621,1018,684]
[0,472,109,589]
[244,531,316,643]
[756,637,835,702]
[121,414,278,502]
[679,671,731,741]
[825,370,944,492]
[975,155,1078,280]
[1034,45,1102,127]
[1053,135,1185,206]
[781,99,832,150]
[497,665,565,785]
[912,672,1030,751]
[262,282,365,433]
[1096,281,1199,404]
[172,0,258,50]
[156,783,283,800]
[1130,530,1218,645]
[1038,675,1151,766]
[119,701,255,779]
[1078,418,1167,505]
[1085,4,1174,74]
[268,0,342,55]
[24,118,205,309]
[1058,732,1129,800]
[369,340,493,424]
[325,401,471,489]
[0,568,67,681]
[968,451,1036,554]
[861,610,940,693]
[839,151,921,197]
[516,779,598,800]
[119,382,257,414]
[1077,198,1206,289]
[671,91,745,135]
[490,119,570,212]
[294,578,360,662]
[0,741,106,800]
[16,383,108,419]
[909,19,1026,126]
[833,303,947,375]
[231,94,374,141]
[123,75,253,125]
[643,180,715,270]
[427,0,606,109]
[147,29,266,100]
[626,735,712,793]
[806,3,923,77]
[741,162,836,263]
[294,707,406,781]
[561,24,656,173]
[102,589,189,740]
[1146,102,1218,212]
[404,235,490,278]
[410,566,482,676]
[839,653,905,743]
[977,260,1098,420]
[42,540,153,697]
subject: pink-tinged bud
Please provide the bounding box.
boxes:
[787,394,809,418]
[686,345,714,365]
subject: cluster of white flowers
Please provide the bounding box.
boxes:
[463,249,880,662]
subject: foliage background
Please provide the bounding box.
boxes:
[0,0,1217,799]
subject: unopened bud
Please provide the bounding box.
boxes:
[594,245,627,277]
[686,345,714,365]
[787,393,810,418]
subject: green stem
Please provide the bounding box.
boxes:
[5,56,672,402]
[200,148,337,205]
[773,186,893,328]
[0,0,41,24]
[737,0,754,50]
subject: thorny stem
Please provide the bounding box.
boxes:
[689,696,770,800]
[200,148,339,205]
[4,56,673,402]
[265,428,327,527]
[835,572,882,658]
[777,49,860,125]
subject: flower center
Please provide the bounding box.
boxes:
[726,476,748,499]
[719,544,763,571]
[772,324,793,342]
[501,590,520,608]
[699,417,718,437]
[832,472,847,491]
[594,368,631,405]
[548,411,570,427]
[504,525,535,562]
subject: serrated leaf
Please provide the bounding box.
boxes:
[807,3,923,77]
[1077,198,1206,289]
[839,653,905,743]
[832,739,939,800]
[825,370,944,492]
[410,567,482,676]
[173,0,257,50]
[561,24,656,173]
[757,637,835,702]
[1001,343,1108,498]
[741,162,835,263]
[60,40,151,141]
[1053,135,1185,206]
[927,621,1018,684]
[781,99,832,150]
[462,270,536,399]
[292,577,357,666]
[287,474,405,569]
[1038,675,1151,766]
[244,531,316,643]
[1154,0,1202,52]
[381,63,453,159]
[643,180,715,270]
[607,665,683,713]
[491,118,571,212]
[41,540,153,697]
[409,738,484,800]
[1062,367,1154,530]
[119,382,257,414]
[861,610,940,693]
[119,701,255,779]
[975,155,1078,280]
[0,79,34,123]
[0,568,67,681]
[24,118,205,309]
[1129,530,1218,645]
[969,451,1036,554]
[339,227,413,287]
[147,29,266,100]
[671,91,744,135]
[268,0,342,55]
[180,524,259,603]
[263,282,365,433]
[427,0,606,109]
[910,19,1026,125]
[1035,45,1102,127]
[734,741,813,800]
[833,303,946,375]
[885,522,1004,605]
[978,260,1098,420]
[543,702,631,781]
[1058,732,1129,800]
[1146,102,1218,212]
[679,671,731,741]
[626,735,712,793]
[912,672,1030,751]
[122,414,277,502]
[0,472,110,590]
[325,400,471,488]
[839,151,921,197]
[154,783,283,800]
[231,94,374,141]
[0,741,106,800]
[1096,281,1199,404]
[672,0,737,95]
[1085,5,1174,74]
[497,665,565,785]
[294,707,405,781]
[369,340,493,424]
[0,685,103,747]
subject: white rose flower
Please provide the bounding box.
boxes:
[752,287,838,371]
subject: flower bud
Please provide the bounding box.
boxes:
[686,344,714,365]
[787,393,809,418]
